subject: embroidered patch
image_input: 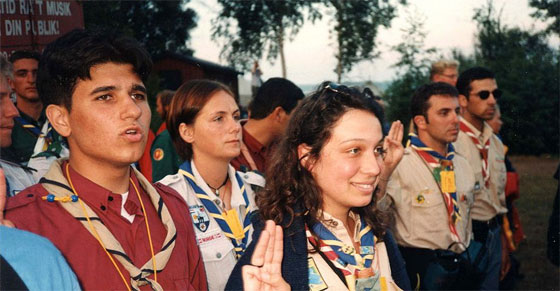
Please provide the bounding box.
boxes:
[190,205,210,232]
[308,257,328,291]
[153,148,164,161]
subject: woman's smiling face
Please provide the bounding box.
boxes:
[309,109,384,216]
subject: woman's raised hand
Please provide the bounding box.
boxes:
[242,220,290,291]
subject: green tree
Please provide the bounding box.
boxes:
[471,3,559,154]
[212,0,319,77]
[83,1,197,56]
[328,0,400,82]
[529,0,559,36]
[384,11,436,130]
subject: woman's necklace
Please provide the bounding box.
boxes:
[65,164,157,291]
[206,173,228,196]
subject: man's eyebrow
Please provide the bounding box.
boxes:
[132,84,147,93]
[90,86,116,95]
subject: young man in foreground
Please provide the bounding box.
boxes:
[4,29,207,290]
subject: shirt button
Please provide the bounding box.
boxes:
[216,252,222,259]
[244,175,249,179]
[108,196,114,201]
[100,205,106,211]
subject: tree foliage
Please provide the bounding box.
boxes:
[529,0,559,35]
[212,0,319,77]
[384,11,436,130]
[83,1,197,56]
[471,3,559,154]
[328,0,400,82]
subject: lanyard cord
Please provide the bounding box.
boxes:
[65,164,158,290]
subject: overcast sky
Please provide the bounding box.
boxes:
[186,0,557,86]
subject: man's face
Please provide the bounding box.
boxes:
[10,58,39,102]
[0,75,19,147]
[432,67,458,86]
[460,78,498,122]
[58,62,151,168]
[422,95,461,145]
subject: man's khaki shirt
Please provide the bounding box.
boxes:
[453,118,507,221]
[386,147,476,253]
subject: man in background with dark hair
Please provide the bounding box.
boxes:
[4,51,44,165]
[454,66,508,290]
[4,29,207,290]
[386,82,476,289]
[231,77,304,175]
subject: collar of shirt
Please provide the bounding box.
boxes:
[459,116,493,144]
[63,161,144,220]
[17,107,47,126]
[319,211,362,245]
[190,160,248,210]
[241,124,266,154]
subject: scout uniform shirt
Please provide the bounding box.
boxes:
[4,109,59,165]
[453,118,507,221]
[306,212,401,291]
[158,160,257,291]
[151,129,182,182]
[386,147,476,252]
[5,160,208,290]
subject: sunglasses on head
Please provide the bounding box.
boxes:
[472,89,503,100]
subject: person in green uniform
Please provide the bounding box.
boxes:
[4,51,64,166]
[151,128,183,182]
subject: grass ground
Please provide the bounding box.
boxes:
[509,155,559,290]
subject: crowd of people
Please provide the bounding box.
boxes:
[0,28,543,290]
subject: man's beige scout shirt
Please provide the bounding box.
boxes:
[386,147,476,253]
[453,118,507,221]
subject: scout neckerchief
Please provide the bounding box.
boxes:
[14,116,53,150]
[178,161,252,259]
[408,133,461,243]
[40,159,177,291]
[459,119,490,187]
[306,215,377,291]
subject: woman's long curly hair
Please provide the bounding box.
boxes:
[257,81,390,237]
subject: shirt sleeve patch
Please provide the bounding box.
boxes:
[153,148,164,161]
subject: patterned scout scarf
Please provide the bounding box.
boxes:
[178,161,252,259]
[306,215,379,291]
[409,133,461,243]
[15,117,53,150]
[459,120,490,187]
[40,159,177,291]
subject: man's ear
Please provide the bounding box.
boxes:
[297,143,314,171]
[46,104,71,137]
[272,106,286,122]
[413,115,427,131]
[179,122,195,144]
[458,94,468,108]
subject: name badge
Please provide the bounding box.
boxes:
[440,170,456,193]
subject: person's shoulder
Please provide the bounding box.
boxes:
[0,226,58,253]
[157,172,183,186]
[5,184,48,211]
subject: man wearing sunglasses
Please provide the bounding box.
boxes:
[454,67,508,290]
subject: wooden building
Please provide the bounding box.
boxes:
[152,52,241,100]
